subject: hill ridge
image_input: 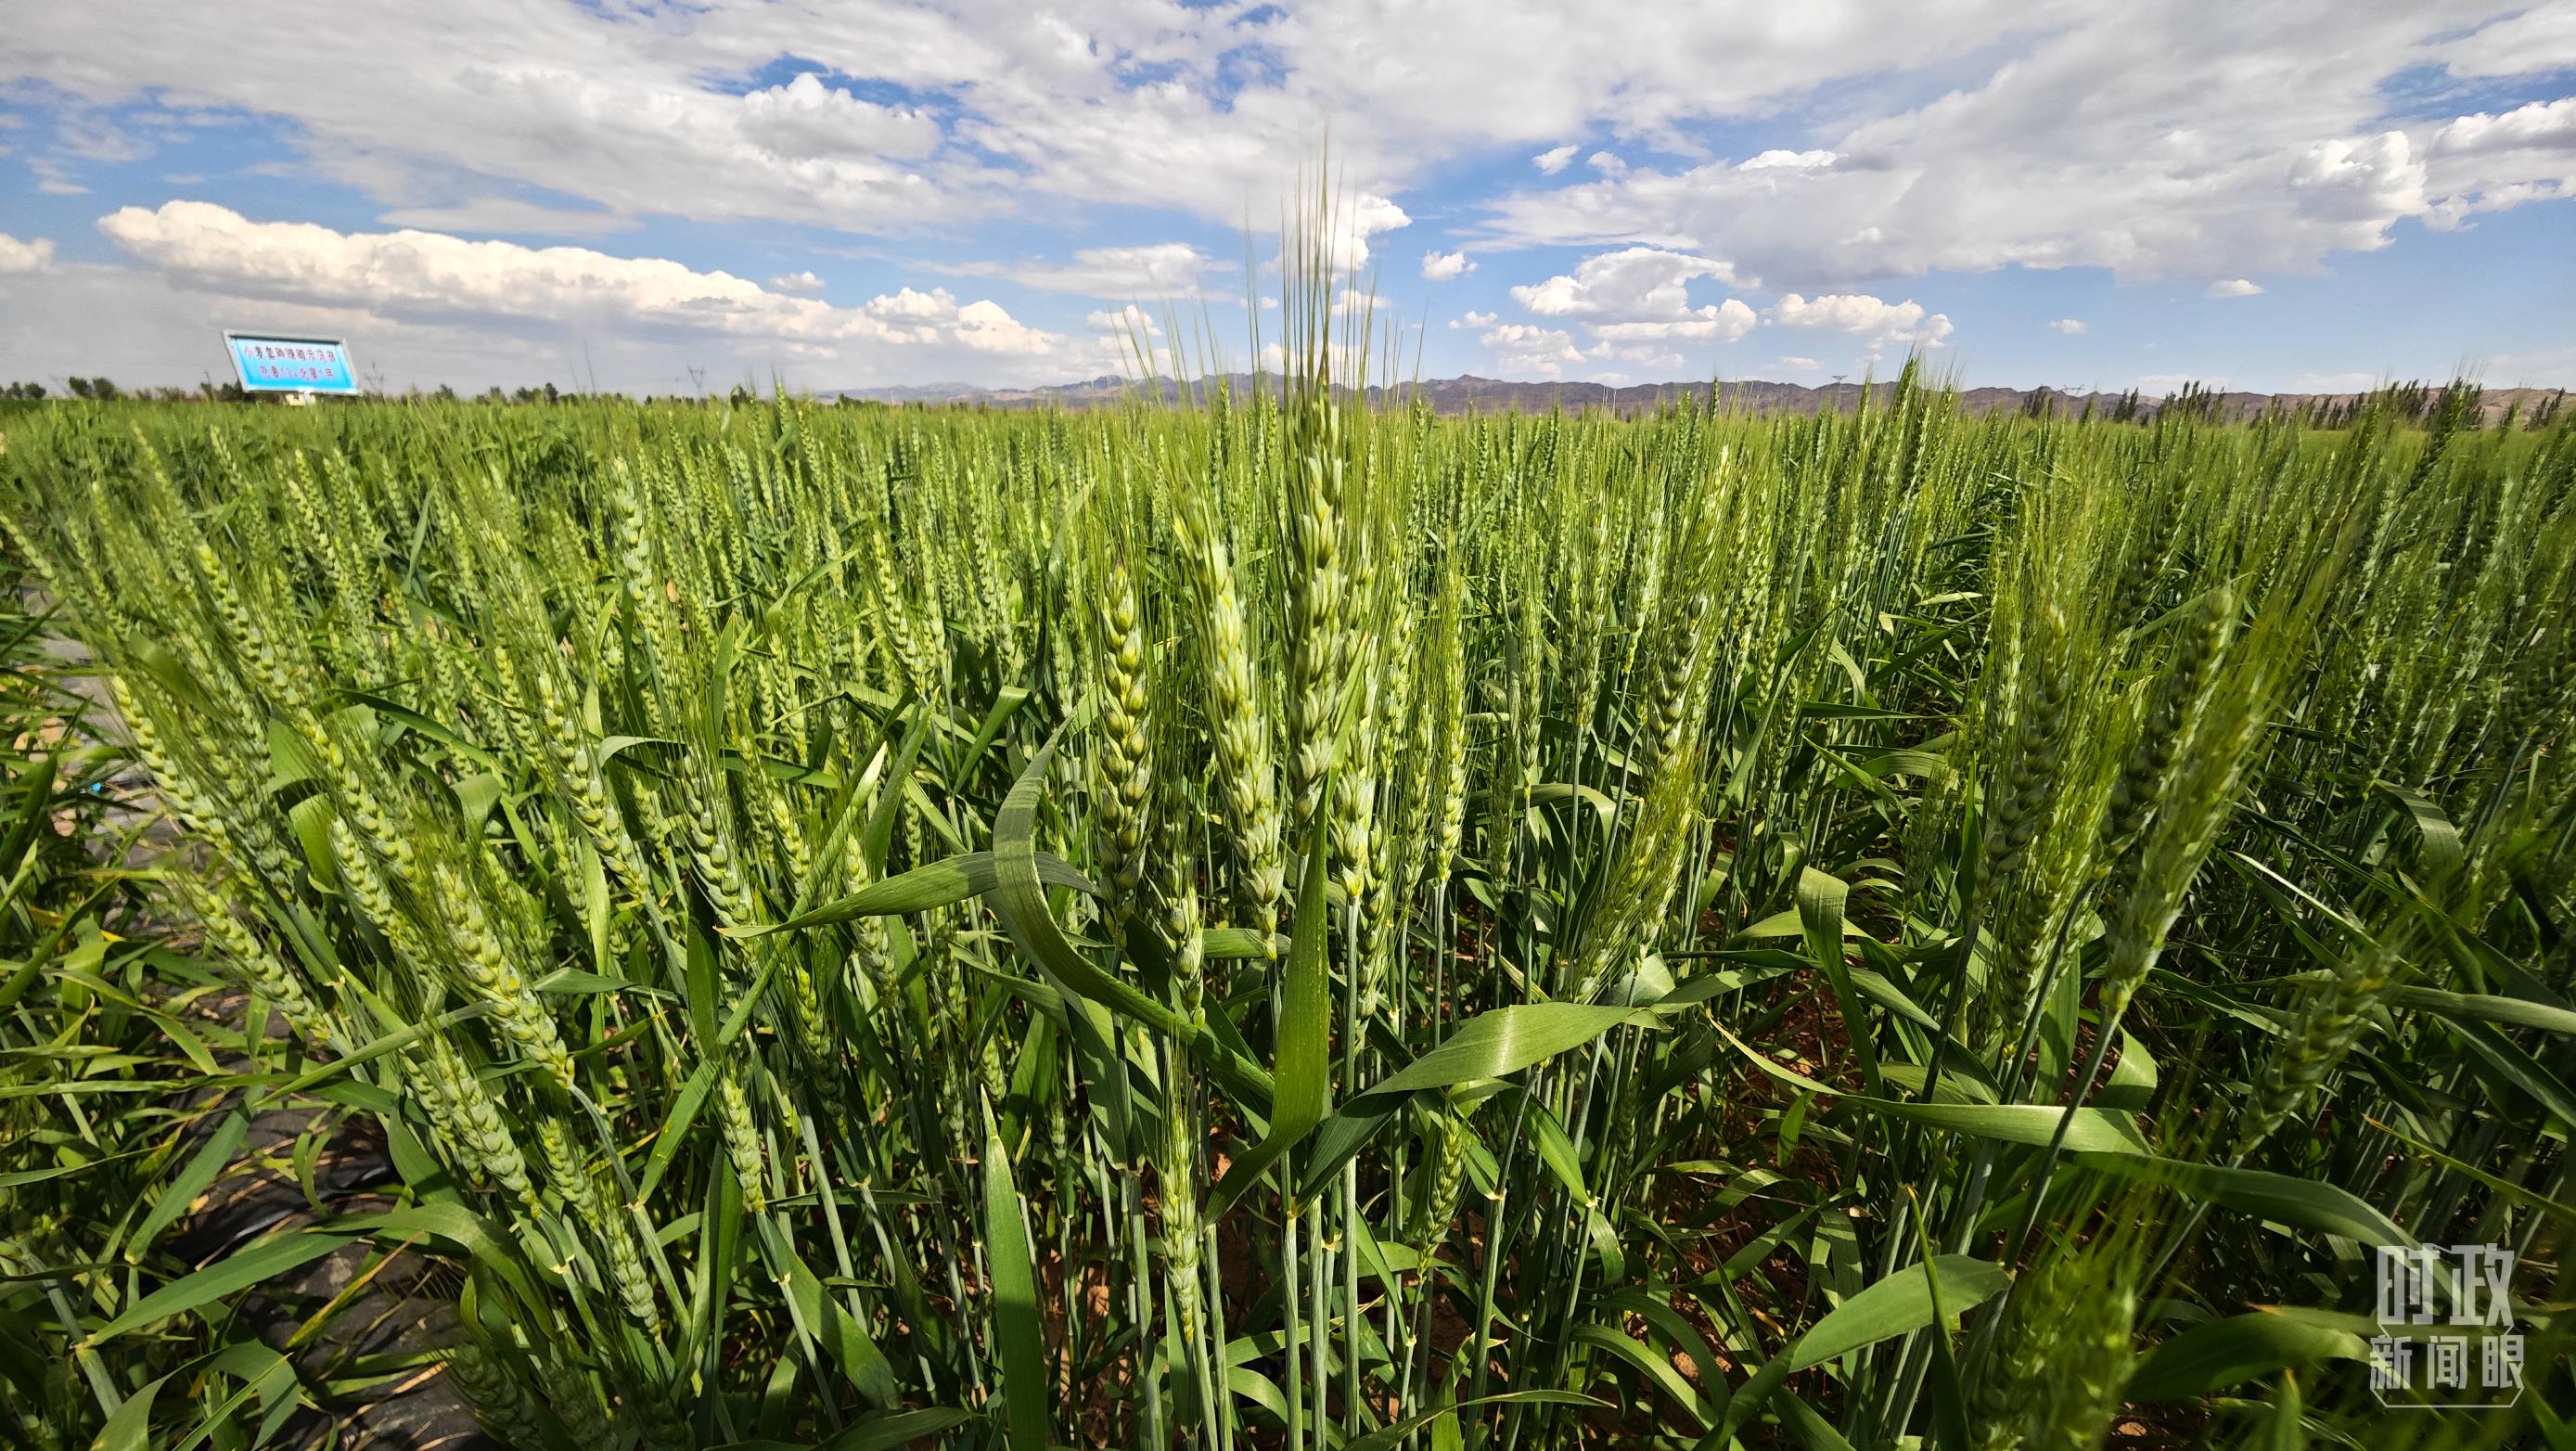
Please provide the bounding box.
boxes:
[829,373,2564,423]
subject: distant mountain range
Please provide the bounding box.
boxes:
[830,373,2564,424]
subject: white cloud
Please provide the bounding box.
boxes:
[2205,278,2263,297]
[1075,4,2070,214]
[2420,97,2576,225]
[0,233,57,274]
[31,158,87,196]
[1324,193,1411,276]
[0,259,603,393]
[1738,149,1837,171]
[2045,317,2086,334]
[4,254,1084,398]
[1607,346,1683,368]
[378,199,634,237]
[768,269,827,294]
[1479,321,1587,377]
[736,72,942,161]
[1586,150,1627,175]
[1770,355,1822,372]
[1585,302,1755,344]
[1421,248,1475,280]
[1766,292,1953,348]
[1086,303,1162,336]
[83,200,1067,386]
[6,0,2560,303]
[1452,309,1498,328]
[945,298,1050,353]
[1514,247,1747,314]
[2487,346,2576,388]
[1472,9,2569,289]
[2291,371,2377,392]
[6,9,1009,234]
[4,3,2569,392]
[1509,246,1756,344]
[1010,243,1229,300]
[54,114,154,165]
[2432,97,2576,157]
[2287,133,2426,229]
[2440,7,2576,78]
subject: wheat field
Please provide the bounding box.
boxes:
[1,319,2569,1448]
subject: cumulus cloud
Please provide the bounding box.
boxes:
[2420,97,2576,225]
[1586,150,1627,175]
[1584,302,1754,343]
[1086,303,1162,336]
[0,233,57,274]
[1534,144,1580,173]
[2204,278,2263,297]
[2432,97,2576,157]
[2045,317,2086,333]
[2287,133,2426,228]
[1510,247,1756,346]
[1770,355,1822,372]
[1766,292,1953,348]
[768,269,827,294]
[96,200,1058,357]
[1514,247,1747,314]
[1452,309,1499,328]
[1324,193,1411,276]
[1480,321,1586,376]
[1421,248,1475,280]
[736,72,942,161]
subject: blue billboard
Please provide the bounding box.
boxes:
[224,332,360,394]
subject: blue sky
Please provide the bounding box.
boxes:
[2,1,2570,396]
